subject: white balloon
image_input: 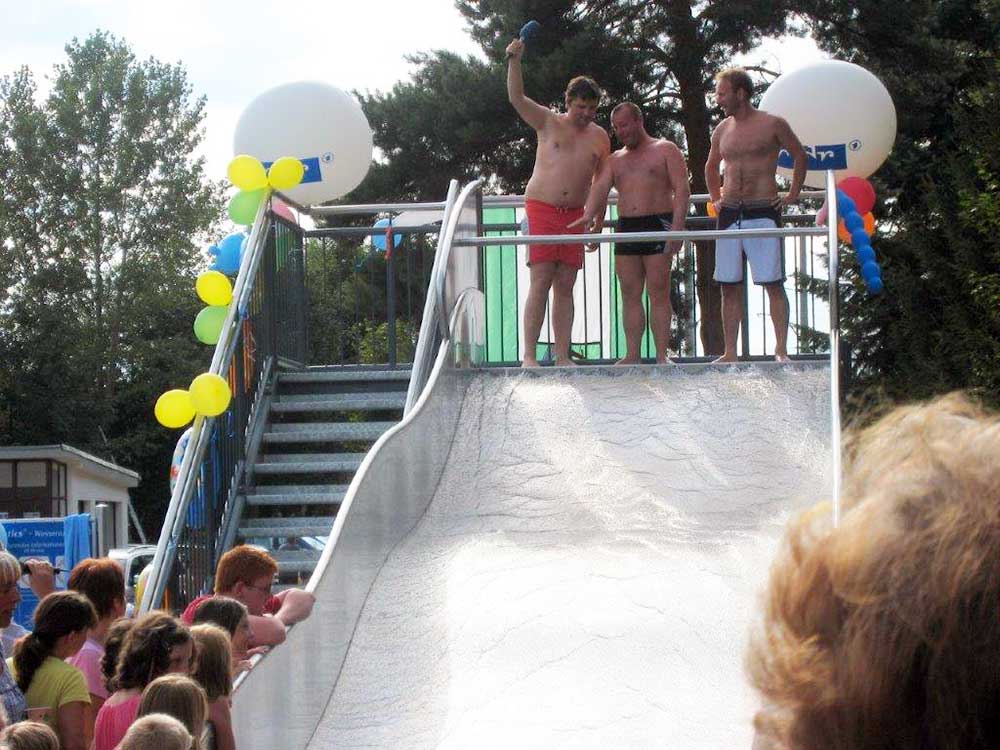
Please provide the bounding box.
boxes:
[759,60,896,187]
[233,81,373,206]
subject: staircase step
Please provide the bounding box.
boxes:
[271,549,323,574]
[271,393,406,412]
[253,453,366,474]
[279,369,411,384]
[244,485,349,506]
[239,517,334,537]
[263,422,395,443]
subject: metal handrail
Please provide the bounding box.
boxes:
[478,189,828,209]
[825,170,842,526]
[141,195,274,614]
[455,226,826,247]
[404,179,460,413]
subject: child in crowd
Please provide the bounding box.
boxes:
[119,713,193,750]
[65,557,127,713]
[190,624,236,750]
[93,612,193,750]
[100,617,135,694]
[137,674,208,750]
[9,590,96,750]
[191,596,254,675]
[0,720,59,750]
[0,552,26,725]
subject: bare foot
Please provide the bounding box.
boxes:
[522,358,540,368]
[713,354,738,364]
[774,353,791,363]
[554,357,578,366]
[616,356,640,366]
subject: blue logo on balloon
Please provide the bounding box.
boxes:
[778,143,848,170]
[262,156,323,185]
[373,218,403,251]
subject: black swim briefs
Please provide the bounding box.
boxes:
[616,213,674,256]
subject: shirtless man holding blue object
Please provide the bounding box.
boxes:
[506,37,610,367]
[571,103,690,363]
[706,67,807,363]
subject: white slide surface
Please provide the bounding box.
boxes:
[298,363,830,749]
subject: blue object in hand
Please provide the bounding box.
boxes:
[520,20,541,41]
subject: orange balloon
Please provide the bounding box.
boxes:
[864,212,876,235]
[706,201,718,218]
[837,220,851,244]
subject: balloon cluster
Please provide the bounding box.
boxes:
[818,177,883,294]
[836,177,882,294]
[226,154,305,225]
[153,154,305,429]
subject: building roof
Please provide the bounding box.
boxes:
[0,445,140,488]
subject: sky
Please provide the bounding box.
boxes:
[1,0,828,182]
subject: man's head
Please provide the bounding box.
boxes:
[715,68,754,116]
[610,102,646,149]
[564,76,601,129]
[214,545,277,615]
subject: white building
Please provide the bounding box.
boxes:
[0,444,140,552]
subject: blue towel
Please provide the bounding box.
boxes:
[63,514,92,570]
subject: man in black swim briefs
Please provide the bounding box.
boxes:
[572,102,690,363]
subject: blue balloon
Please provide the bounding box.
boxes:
[208,232,247,275]
[844,212,864,233]
[850,229,870,248]
[856,245,876,265]
[867,276,884,294]
[836,189,856,215]
[372,218,403,251]
[861,260,881,281]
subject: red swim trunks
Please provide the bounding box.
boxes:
[525,199,586,269]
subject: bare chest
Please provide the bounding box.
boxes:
[539,123,601,164]
[615,147,670,185]
[719,123,778,163]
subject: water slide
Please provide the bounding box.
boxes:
[232,348,830,749]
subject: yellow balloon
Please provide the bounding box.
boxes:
[155,389,195,428]
[196,271,233,306]
[227,155,268,191]
[189,373,232,417]
[134,563,153,610]
[706,201,718,218]
[268,157,305,191]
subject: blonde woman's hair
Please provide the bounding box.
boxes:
[190,623,233,700]
[748,393,1000,750]
[0,551,20,588]
[138,674,208,750]
[119,713,193,750]
[0,721,60,750]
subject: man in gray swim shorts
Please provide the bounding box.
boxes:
[705,67,807,362]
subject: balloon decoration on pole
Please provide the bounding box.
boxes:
[372,218,403,252]
[193,305,229,345]
[189,373,232,416]
[196,271,233,307]
[207,232,247,275]
[835,184,883,294]
[155,390,196,429]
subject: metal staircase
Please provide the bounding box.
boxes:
[236,366,410,583]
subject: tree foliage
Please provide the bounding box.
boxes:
[354,1,800,353]
[797,0,1000,411]
[0,31,225,534]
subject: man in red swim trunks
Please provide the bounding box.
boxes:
[507,37,611,366]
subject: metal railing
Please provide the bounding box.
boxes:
[142,201,307,614]
[470,191,830,363]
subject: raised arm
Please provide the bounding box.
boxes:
[705,124,724,212]
[774,116,807,206]
[506,39,551,132]
[665,143,690,252]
